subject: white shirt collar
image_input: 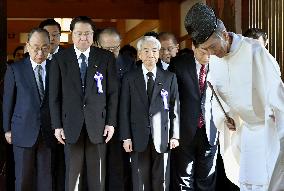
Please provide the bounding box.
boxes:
[195,58,208,77]
[74,45,90,59]
[161,60,169,70]
[53,46,60,55]
[142,64,157,79]
[30,58,46,71]
[47,46,60,60]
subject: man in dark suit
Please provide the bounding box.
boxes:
[39,18,66,191]
[168,43,218,190]
[39,18,64,60]
[157,32,179,71]
[3,28,56,191]
[49,16,118,191]
[120,36,180,191]
[97,27,133,191]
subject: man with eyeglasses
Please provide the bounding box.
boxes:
[97,27,133,191]
[49,16,118,191]
[39,19,63,60]
[185,3,284,191]
[39,18,65,191]
[158,32,179,70]
[3,28,57,191]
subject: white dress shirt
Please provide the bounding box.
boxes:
[30,58,47,90]
[74,45,90,68]
[142,64,157,90]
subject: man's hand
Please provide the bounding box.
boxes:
[103,125,115,143]
[123,139,133,152]
[170,138,179,149]
[5,131,12,144]
[225,117,236,131]
[54,128,65,144]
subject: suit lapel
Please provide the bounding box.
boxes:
[41,60,50,106]
[85,47,101,98]
[67,48,83,96]
[188,60,200,97]
[22,58,41,105]
[150,68,164,106]
[134,68,149,111]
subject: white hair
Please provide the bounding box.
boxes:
[137,36,161,51]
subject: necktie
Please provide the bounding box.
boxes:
[35,65,44,101]
[146,72,154,103]
[80,53,87,91]
[198,64,206,128]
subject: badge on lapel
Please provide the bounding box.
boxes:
[94,72,103,93]
[160,89,169,110]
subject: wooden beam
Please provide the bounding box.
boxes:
[7,1,159,19]
[121,20,159,45]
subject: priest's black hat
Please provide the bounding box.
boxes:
[184,3,217,45]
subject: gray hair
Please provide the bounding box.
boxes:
[137,36,161,51]
[98,27,121,42]
[27,28,50,42]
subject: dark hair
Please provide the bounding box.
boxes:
[176,48,194,57]
[243,28,268,42]
[27,28,50,42]
[119,44,137,59]
[13,45,24,58]
[39,18,61,32]
[158,32,178,45]
[70,16,96,32]
[144,31,158,39]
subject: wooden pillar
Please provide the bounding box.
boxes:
[206,0,236,32]
[0,0,7,78]
[158,0,180,39]
[242,0,249,32]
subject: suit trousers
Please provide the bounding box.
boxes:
[131,138,170,191]
[106,138,132,191]
[171,127,217,191]
[52,144,65,191]
[64,127,107,191]
[13,135,52,191]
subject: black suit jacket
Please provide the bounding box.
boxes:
[168,54,217,146]
[119,66,179,153]
[49,46,118,144]
[3,58,56,147]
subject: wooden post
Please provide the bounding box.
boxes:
[0,0,7,78]
[158,0,180,39]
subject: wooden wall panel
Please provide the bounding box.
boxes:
[247,0,284,76]
[7,1,159,19]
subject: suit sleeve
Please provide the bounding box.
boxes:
[49,55,62,130]
[168,58,177,74]
[119,74,131,140]
[169,73,180,139]
[3,64,16,133]
[106,53,119,127]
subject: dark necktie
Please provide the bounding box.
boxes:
[35,65,44,101]
[146,72,154,103]
[198,64,206,128]
[80,53,87,91]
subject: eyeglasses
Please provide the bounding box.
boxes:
[160,46,177,53]
[73,31,94,38]
[28,43,49,53]
[101,45,120,52]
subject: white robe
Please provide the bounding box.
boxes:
[209,33,284,190]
